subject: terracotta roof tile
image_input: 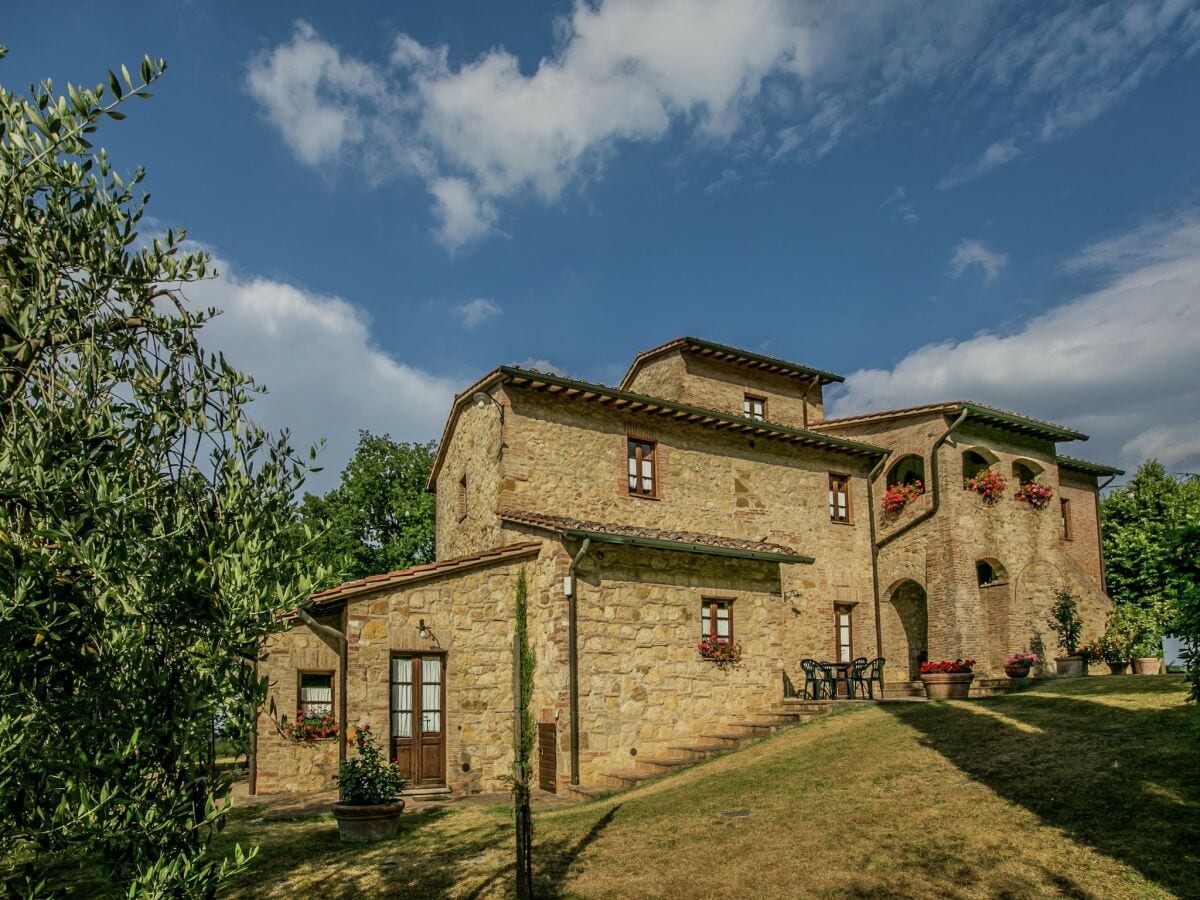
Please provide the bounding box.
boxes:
[814,400,1086,441]
[498,509,804,559]
[309,541,542,603]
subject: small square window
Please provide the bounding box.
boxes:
[627,439,656,497]
[700,599,733,641]
[743,394,766,421]
[828,473,851,524]
[298,672,333,717]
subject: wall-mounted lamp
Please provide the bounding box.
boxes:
[417,619,440,646]
[471,391,505,423]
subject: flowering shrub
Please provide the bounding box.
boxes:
[698,636,743,670]
[919,658,976,674]
[964,469,1006,504]
[283,709,338,741]
[1005,651,1040,667]
[334,725,406,805]
[882,480,925,514]
[1014,481,1054,509]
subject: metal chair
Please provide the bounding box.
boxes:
[847,657,870,698]
[800,658,833,699]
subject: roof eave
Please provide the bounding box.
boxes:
[559,527,815,565]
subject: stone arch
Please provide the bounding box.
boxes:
[976,557,1009,587]
[1012,559,1066,666]
[883,579,928,680]
[887,454,926,488]
[962,447,999,482]
[1012,458,1044,485]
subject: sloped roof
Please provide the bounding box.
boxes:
[498,509,814,564]
[1056,455,1124,477]
[307,541,542,606]
[427,366,886,490]
[814,400,1088,443]
[619,336,844,390]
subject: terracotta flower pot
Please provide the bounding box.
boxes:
[1004,663,1032,679]
[920,672,974,699]
[1132,657,1161,675]
[1055,656,1087,677]
[333,800,406,842]
[1107,662,1130,676]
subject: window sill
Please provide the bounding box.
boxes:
[829,519,855,527]
[625,492,662,501]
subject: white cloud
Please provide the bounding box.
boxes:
[949,240,1008,282]
[938,140,1022,190]
[512,358,567,375]
[246,3,1197,247]
[830,211,1200,476]
[453,297,503,329]
[182,253,460,494]
[879,185,918,226]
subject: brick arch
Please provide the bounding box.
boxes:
[882,579,927,680]
[1012,458,1044,485]
[962,446,999,481]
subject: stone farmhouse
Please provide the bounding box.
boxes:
[254,337,1121,798]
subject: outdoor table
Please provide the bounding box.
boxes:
[819,661,855,698]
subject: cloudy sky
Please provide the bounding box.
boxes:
[8,1,1200,490]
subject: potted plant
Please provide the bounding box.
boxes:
[282,709,339,741]
[882,480,924,515]
[919,659,976,698]
[1004,651,1039,679]
[332,725,407,842]
[698,635,743,670]
[1014,481,1054,509]
[1131,639,1162,675]
[965,470,1006,504]
[1047,589,1086,676]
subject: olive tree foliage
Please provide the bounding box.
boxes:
[0,51,322,896]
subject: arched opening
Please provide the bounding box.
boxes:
[976,558,1008,587]
[962,448,996,482]
[887,454,926,488]
[886,580,928,680]
[1012,459,1043,485]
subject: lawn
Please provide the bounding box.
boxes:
[215,676,1198,899]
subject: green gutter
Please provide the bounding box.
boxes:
[1056,455,1124,477]
[680,336,845,384]
[959,402,1087,442]
[499,366,886,459]
[560,527,815,565]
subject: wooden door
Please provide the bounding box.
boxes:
[537,723,557,793]
[390,654,446,787]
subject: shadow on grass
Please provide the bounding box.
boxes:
[881,679,1200,897]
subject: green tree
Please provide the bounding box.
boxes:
[1102,460,1200,645]
[0,51,320,895]
[300,432,436,585]
[1171,516,1200,700]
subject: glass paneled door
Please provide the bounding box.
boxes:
[390,654,446,787]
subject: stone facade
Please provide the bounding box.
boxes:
[256,338,1117,797]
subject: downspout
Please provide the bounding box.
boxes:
[298,608,349,774]
[1094,473,1117,594]
[565,538,591,786]
[865,452,891,658]
[876,408,970,551]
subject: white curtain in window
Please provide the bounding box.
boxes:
[421,657,442,732]
[300,678,331,715]
[392,657,413,739]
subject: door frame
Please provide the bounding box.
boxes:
[389,650,448,788]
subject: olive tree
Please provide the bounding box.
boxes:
[0,50,321,895]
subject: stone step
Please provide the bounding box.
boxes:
[721,719,785,735]
[563,783,612,802]
[699,731,759,746]
[633,756,693,774]
[599,770,661,790]
[404,787,452,801]
[667,741,734,759]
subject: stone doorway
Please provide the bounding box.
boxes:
[888,580,928,679]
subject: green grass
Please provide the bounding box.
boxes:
[202,678,1200,896]
[13,679,1191,896]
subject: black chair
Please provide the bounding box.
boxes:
[800,658,833,699]
[863,657,886,699]
[847,657,870,698]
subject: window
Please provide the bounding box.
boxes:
[962,450,992,482]
[627,438,656,497]
[887,454,925,488]
[1013,460,1042,485]
[828,473,851,523]
[976,559,1008,587]
[298,672,333,717]
[457,474,468,522]
[1061,498,1072,540]
[700,599,732,641]
[743,394,766,421]
[834,605,853,663]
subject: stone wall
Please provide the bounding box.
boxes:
[255,550,545,795]
[434,389,507,561]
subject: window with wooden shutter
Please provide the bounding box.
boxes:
[828,473,851,523]
[743,394,766,421]
[700,599,733,641]
[627,439,656,497]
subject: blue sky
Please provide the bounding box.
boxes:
[6,1,1200,490]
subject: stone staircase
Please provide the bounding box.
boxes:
[563,700,833,801]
